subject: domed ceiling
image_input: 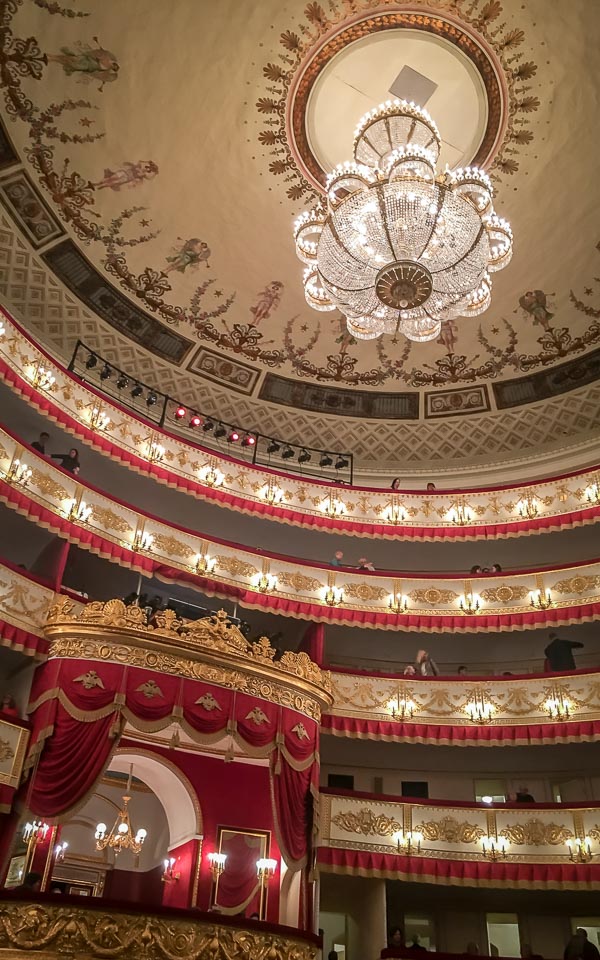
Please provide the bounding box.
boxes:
[0,0,599,476]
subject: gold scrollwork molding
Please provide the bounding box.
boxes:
[499,820,574,846]
[0,900,318,960]
[413,817,485,845]
[331,808,402,837]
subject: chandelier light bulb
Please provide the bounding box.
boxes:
[294,99,513,342]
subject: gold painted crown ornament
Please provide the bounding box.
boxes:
[294,99,512,343]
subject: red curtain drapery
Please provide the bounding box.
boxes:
[28,705,118,817]
[215,831,263,916]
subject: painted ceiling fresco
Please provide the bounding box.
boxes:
[0,0,599,467]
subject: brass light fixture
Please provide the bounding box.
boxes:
[392,830,422,855]
[482,835,509,861]
[387,690,416,720]
[207,852,227,880]
[459,592,481,615]
[465,690,495,723]
[95,770,147,857]
[529,588,553,611]
[566,837,593,863]
[517,495,539,520]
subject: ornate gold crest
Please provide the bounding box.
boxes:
[278,571,322,593]
[414,816,485,844]
[245,706,269,725]
[195,692,222,711]
[135,680,164,700]
[499,819,573,846]
[73,669,104,690]
[332,808,402,837]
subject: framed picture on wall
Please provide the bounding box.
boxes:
[4,854,26,888]
[212,827,270,920]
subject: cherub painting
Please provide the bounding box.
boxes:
[249,281,284,326]
[437,317,459,352]
[47,39,119,90]
[94,161,158,192]
[519,290,554,330]
[165,238,211,274]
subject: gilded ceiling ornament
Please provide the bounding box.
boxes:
[279,651,331,692]
[0,900,318,959]
[251,637,277,662]
[89,506,133,534]
[0,739,15,763]
[245,707,269,726]
[277,571,323,593]
[480,585,531,603]
[414,817,485,845]
[195,692,222,712]
[80,598,146,628]
[408,588,459,605]
[73,669,104,690]
[215,556,258,579]
[135,679,164,700]
[331,807,402,838]
[551,575,600,595]
[29,469,69,502]
[343,583,389,603]
[499,820,573,846]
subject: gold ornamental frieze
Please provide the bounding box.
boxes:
[44,601,333,720]
[2,312,600,542]
[498,819,574,846]
[331,808,402,837]
[414,817,485,845]
[0,899,318,960]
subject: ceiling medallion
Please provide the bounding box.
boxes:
[294,100,513,343]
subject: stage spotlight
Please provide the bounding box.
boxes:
[190,415,202,428]
[298,449,311,464]
[266,440,280,455]
[214,424,227,439]
[335,456,349,470]
[241,435,256,447]
[175,406,186,419]
[281,447,294,460]
[146,391,158,407]
[85,354,98,370]
[100,364,112,381]
[319,454,333,468]
[116,374,129,389]
[227,430,240,443]
[202,420,214,433]
[131,384,143,398]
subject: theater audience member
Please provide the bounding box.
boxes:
[403,665,416,676]
[521,944,543,959]
[357,557,375,571]
[545,631,584,671]
[31,431,50,454]
[408,935,427,951]
[415,649,439,676]
[491,563,503,573]
[0,694,18,718]
[426,482,436,491]
[470,564,483,575]
[328,952,338,960]
[391,477,402,490]
[51,447,80,474]
[331,551,344,567]
[381,927,405,956]
[457,665,468,675]
[564,928,600,960]
[515,785,535,803]
[465,944,480,956]
[14,871,42,892]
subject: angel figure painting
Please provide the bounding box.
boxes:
[94,161,158,192]
[165,238,211,274]
[519,290,555,330]
[47,40,119,90]
[249,281,284,326]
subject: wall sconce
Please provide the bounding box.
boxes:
[23,820,50,843]
[64,498,93,523]
[198,463,224,488]
[256,858,277,885]
[482,835,509,860]
[566,837,593,863]
[207,852,227,881]
[584,481,600,506]
[7,458,33,486]
[544,690,571,719]
[517,495,539,519]
[448,501,474,525]
[529,588,553,611]
[392,831,422,855]
[54,841,68,862]
[387,692,416,720]
[260,479,284,505]
[388,592,409,615]
[29,361,56,391]
[381,500,407,525]
[161,857,180,883]
[459,592,481,615]
[324,585,344,607]
[320,494,346,518]
[144,438,165,464]
[195,553,216,575]
[88,406,111,432]
[253,571,278,594]
[133,530,154,552]
[465,691,495,723]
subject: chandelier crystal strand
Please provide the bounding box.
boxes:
[294,99,513,343]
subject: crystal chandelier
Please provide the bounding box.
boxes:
[294,100,513,342]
